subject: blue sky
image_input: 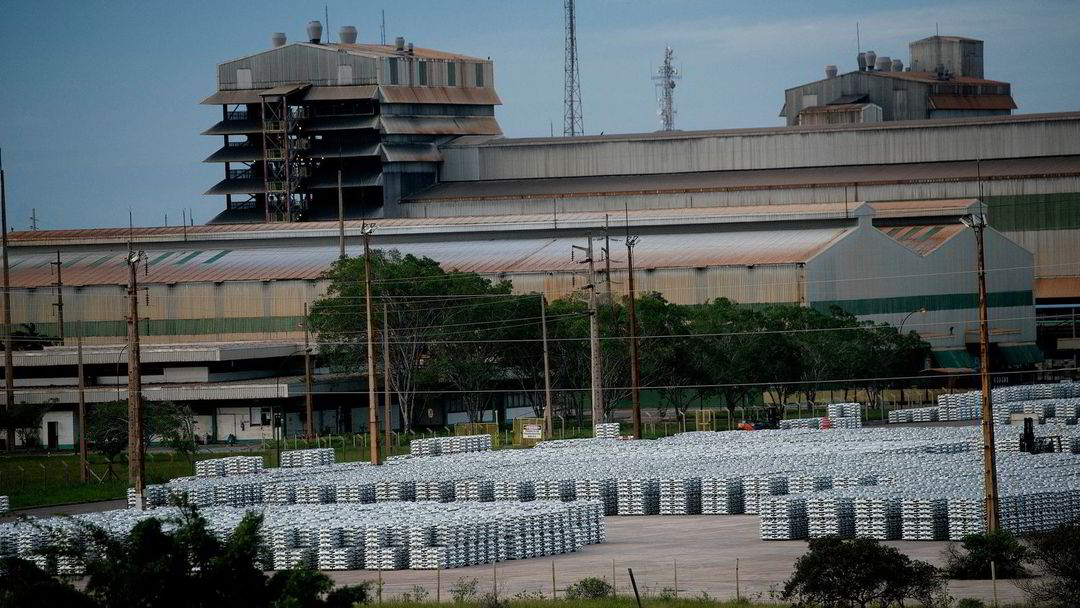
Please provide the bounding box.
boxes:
[1,0,1077,230]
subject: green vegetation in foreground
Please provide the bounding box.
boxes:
[379,600,778,608]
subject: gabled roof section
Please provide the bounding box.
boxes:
[879,224,966,256]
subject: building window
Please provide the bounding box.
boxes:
[474,63,485,87]
[447,62,457,86]
[418,62,428,86]
[388,58,399,85]
[250,407,271,426]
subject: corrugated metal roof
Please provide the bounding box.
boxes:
[457,112,1080,148]
[202,119,261,135]
[379,86,501,106]
[5,227,851,288]
[379,116,501,136]
[326,43,486,62]
[871,71,1007,86]
[204,145,262,163]
[380,143,442,163]
[201,90,266,105]
[408,156,1080,202]
[799,103,875,114]
[929,95,1017,111]
[304,115,378,132]
[14,341,304,367]
[260,83,310,97]
[205,178,264,195]
[880,224,966,256]
[306,171,382,189]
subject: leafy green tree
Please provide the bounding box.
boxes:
[945,529,1030,579]
[783,536,944,608]
[0,556,96,608]
[87,400,192,478]
[1018,520,1080,607]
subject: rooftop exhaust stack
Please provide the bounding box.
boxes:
[306,20,323,44]
[876,56,892,71]
[271,32,287,48]
[406,42,414,55]
[395,36,405,51]
[865,50,877,71]
[339,25,357,44]
[825,64,838,79]
[892,58,903,72]
[856,52,867,71]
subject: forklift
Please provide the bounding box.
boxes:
[1018,417,1064,454]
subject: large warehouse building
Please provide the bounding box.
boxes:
[2,26,1075,444]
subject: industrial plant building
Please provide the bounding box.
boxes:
[2,26,1076,444]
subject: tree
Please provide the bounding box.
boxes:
[783,536,944,608]
[0,400,51,449]
[310,250,519,431]
[0,556,97,608]
[1018,520,1080,607]
[87,400,190,479]
[945,529,1029,579]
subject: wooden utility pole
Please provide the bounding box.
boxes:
[965,210,1000,532]
[77,324,88,483]
[382,303,391,454]
[573,237,602,428]
[362,224,380,464]
[303,302,314,438]
[337,168,345,259]
[626,235,643,439]
[51,251,65,341]
[1,149,14,452]
[127,249,146,509]
[540,294,554,437]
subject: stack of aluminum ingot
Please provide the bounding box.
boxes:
[196,456,265,477]
[743,475,788,514]
[410,434,493,457]
[854,493,902,540]
[807,494,855,538]
[0,495,8,514]
[616,478,659,515]
[779,418,821,430]
[759,495,808,540]
[594,423,621,439]
[900,497,948,540]
[280,448,335,468]
[659,477,702,515]
[701,478,744,515]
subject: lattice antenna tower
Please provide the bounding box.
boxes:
[563,0,583,136]
[653,46,680,131]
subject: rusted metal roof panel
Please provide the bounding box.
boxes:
[260,83,310,97]
[303,85,378,101]
[6,228,849,288]
[303,115,378,132]
[379,86,502,105]
[1035,277,1080,299]
[929,95,1017,110]
[800,103,874,113]
[379,116,501,136]
[879,224,966,256]
[872,71,1008,86]
[409,156,1080,202]
[305,170,382,189]
[310,142,379,158]
[201,90,266,105]
[327,43,486,62]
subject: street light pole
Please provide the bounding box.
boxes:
[362,223,380,465]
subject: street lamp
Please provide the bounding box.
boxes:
[271,347,310,467]
[898,308,928,335]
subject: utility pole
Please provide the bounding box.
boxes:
[51,251,65,341]
[77,323,88,483]
[626,234,643,440]
[0,149,14,452]
[382,303,391,455]
[126,249,146,509]
[963,209,1000,532]
[362,223,380,464]
[337,168,345,259]
[303,302,314,438]
[572,237,602,428]
[540,294,554,437]
[603,215,612,303]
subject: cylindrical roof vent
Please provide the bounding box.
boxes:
[892,58,903,72]
[395,36,405,51]
[271,32,287,48]
[865,50,877,70]
[339,25,357,44]
[825,64,838,79]
[306,20,323,44]
[406,42,414,55]
[856,52,867,71]
[876,55,892,71]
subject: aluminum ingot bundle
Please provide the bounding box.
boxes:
[593,423,620,439]
[280,448,335,468]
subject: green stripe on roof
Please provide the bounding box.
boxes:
[811,290,1033,316]
[148,252,176,266]
[896,226,923,239]
[915,226,944,242]
[173,251,203,265]
[885,227,904,236]
[202,250,232,264]
[62,254,90,267]
[86,255,113,268]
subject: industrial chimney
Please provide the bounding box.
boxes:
[857,52,867,71]
[306,20,323,44]
[865,50,877,70]
[271,32,287,48]
[892,58,903,72]
[876,55,892,71]
[339,25,357,44]
[825,64,838,79]
[406,42,414,55]
[395,36,405,51]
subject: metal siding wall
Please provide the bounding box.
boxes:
[219,45,377,89]
[445,118,1080,181]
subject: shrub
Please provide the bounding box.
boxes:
[783,536,944,608]
[450,577,479,603]
[955,599,986,608]
[564,576,614,600]
[945,530,1030,579]
[1018,520,1080,607]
